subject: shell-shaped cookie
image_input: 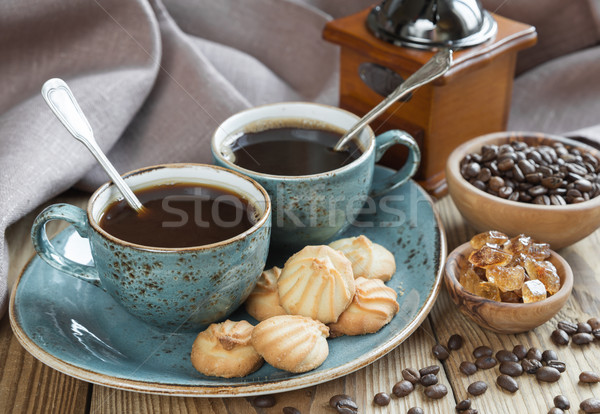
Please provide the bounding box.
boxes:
[245,267,287,321]
[329,235,396,281]
[191,320,263,378]
[329,277,399,337]
[251,315,329,373]
[278,245,355,324]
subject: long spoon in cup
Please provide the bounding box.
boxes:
[332,48,453,152]
[41,78,145,213]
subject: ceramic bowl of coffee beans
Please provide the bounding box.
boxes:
[444,232,574,334]
[446,132,600,249]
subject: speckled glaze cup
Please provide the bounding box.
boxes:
[31,164,271,331]
[212,102,420,249]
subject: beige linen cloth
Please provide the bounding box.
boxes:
[1,0,600,318]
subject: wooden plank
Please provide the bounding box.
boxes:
[429,196,600,414]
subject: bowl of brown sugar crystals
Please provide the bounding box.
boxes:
[444,231,573,334]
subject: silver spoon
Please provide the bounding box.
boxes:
[41,78,145,213]
[333,48,453,151]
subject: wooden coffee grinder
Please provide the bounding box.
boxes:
[323,0,537,196]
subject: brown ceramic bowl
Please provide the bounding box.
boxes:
[446,132,600,249]
[444,242,573,334]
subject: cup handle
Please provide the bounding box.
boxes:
[370,129,421,197]
[31,203,102,288]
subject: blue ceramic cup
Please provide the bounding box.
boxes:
[211,102,420,250]
[31,164,271,331]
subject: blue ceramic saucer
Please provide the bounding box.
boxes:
[10,167,446,397]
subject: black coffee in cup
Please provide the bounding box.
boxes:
[228,124,363,176]
[99,183,256,248]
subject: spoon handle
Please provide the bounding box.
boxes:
[333,48,453,151]
[41,78,145,213]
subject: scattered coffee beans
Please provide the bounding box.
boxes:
[424,384,448,399]
[432,344,450,360]
[551,329,570,345]
[548,408,564,414]
[589,317,600,330]
[578,322,593,334]
[581,398,600,413]
[499,361,524,377]
[460,140,600,204]
[580,371,600,383]
[536,366,561,383]
[402,368,421,384]
[456,399,471,410]
[373,392,390,406]
[475,356,497,370]
[522,358,543,374]
[526,347,543,361]
[542,350,558,363]
[407,407,424,414]
[547,360,566,373]
[557,321,578,335]
[573,333,594,345]
[513,344,528,360]
[467,381,488,396]
[283,407,301,414]
[460,361,478,376]
[448,334,464,350]
[420,374,438,386]
[473,346,493,358]
[419,365,440,377]
[554,395,570,410]
[497,374,519,393]
[253,395,276,408]
[496,350,519,363]
[392,380,414,397]
[329,395,356,411]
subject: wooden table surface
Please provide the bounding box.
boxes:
[1,190,599,414]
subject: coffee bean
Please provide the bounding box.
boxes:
[253,395,276,408]
[593,329,600,340]
[420,373,438,386]
[336,407,357,414]
[496,374,519,393]
[547,360,566,373]
[283,407,301,414]
[526,347,542,361]
[456,399,471,410]
[419,365,440,377]
[424,384,448,399]
[467,381,488,396]
[551,329,570,345]
[473,346,493,358]
[554,395,570,410]
[578,322,593,334]
[573,333,594,345]
[588,317,600,330]
[499,361,524,377]
[580,371,600,383]
[522,358,543,374]
[329,395,355,409]
[448,334,464,350]
[475,356,497,370]
[542,350,558,363]
[402,368,420,384]
[557,320,578,335]
[432,344,450,360]
[581,398,600,413]
[536,366,561,382]
[512,344,527,360]
[407,407,424,414]
[373,392,390,406]
[548,408,563,414]
[460,361,478,376]
[465,162,481,178]
[392,380,414,397]
[496,350,519,363]
[489,176,505,192]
